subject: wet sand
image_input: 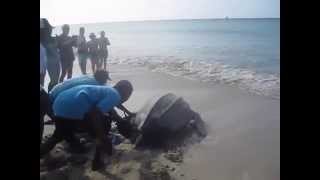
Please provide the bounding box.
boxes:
[43,62,280,180]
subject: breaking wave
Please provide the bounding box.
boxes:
[109,55,280,99]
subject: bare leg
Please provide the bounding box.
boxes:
[79,57,87,75]
[103,57,107,70]
[86,109,112,171]
[95,57,99,72]
[83,59,87,74]
[40,89,51,144]
[91,61,96,73]
[78,54,87,74]
[67,62,73,79]
[40,73,45,86]
[59,68,67,82]
[97,58,102,70]
[79,59,84,75]
[96,62,98,72]
[47,56,61,91]
[40,124,64,157]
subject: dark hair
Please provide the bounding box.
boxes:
[62,24,70,30]
[80,27,85,33]
[113,80,133,103]
[40,18,53,44]
[89,33,96,38]
[94,70,110,84]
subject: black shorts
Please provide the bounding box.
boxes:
[61,59,74,70]
[90,53,99,63]
[99,50,108,59]
[54,112,110,138]
[40,88,51,117]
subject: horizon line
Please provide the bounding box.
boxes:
[51,17,280,27]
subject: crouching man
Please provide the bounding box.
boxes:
[49,69,111,101]
[40,80,133,171]
[43,69,112,125]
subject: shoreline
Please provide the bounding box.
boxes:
[108,58,280,100]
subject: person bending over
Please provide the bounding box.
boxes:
[49,69,111,102]
[40,80,133,171]
[45,70,112,125]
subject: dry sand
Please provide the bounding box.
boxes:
[42,62,280,180]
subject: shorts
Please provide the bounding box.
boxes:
[61,59,74,70]
[90,54,99,64]
[99,50,108,59]
[78,53,88,63]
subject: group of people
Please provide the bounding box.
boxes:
[40,18,207,172]
[40,18,134,171]
[78,27,111,75]
[40,18,111,92]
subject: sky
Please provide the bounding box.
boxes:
[40,0,280,26]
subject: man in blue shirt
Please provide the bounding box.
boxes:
[49,69,111,101]
[40,80,134,171]
[42,69,111,126]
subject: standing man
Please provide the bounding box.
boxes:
[58,24,77,82]
[87,33,99,73]
[77,27,88,75]
[40,18,61,91]
[40,80,134,171]
[98,31,111,70]
[40,43,47,86]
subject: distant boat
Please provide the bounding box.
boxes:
[225,16,229,20]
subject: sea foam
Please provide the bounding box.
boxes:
[108,55,280,100]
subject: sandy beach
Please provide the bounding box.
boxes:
[42,62,280,180]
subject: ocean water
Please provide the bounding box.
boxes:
[54,19,280,99]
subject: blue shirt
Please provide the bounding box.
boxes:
[49,75,101,101]
[53,85,121,120]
